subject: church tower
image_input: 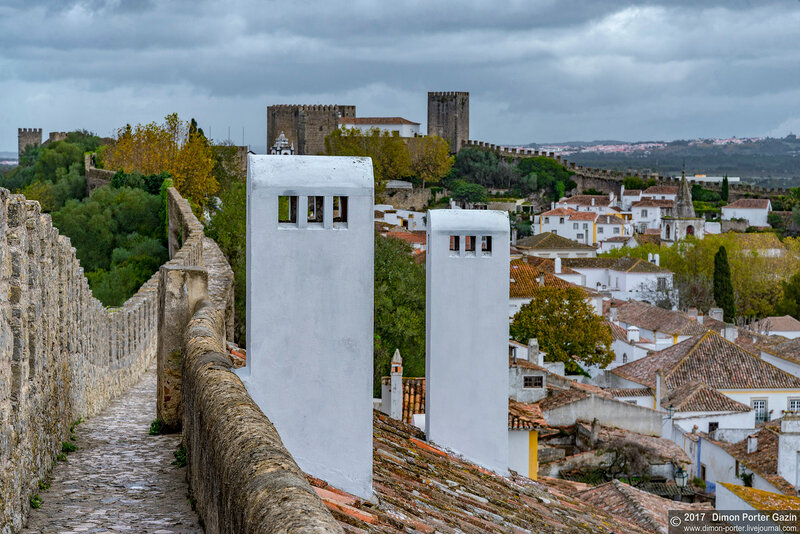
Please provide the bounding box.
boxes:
[661,172,705,242]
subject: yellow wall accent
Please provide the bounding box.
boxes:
[673,334,678,344]
[592,224,597,245]
[529,431,538,480]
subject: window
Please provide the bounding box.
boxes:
[307,196,324,224]
[642,209,648,218]
[583,223,588,229]
[333,196,348,224]
[622,353,628,363]
[708,422,719,433]
[752,399,768,423]
[573,223,578,229]
[613,227,620,234]
[657,277,667,291]
[465,236,476,254]
[577,233,584,239]
[523,375,543,388]
[598,227,604,234]
[481,236,492,256]
[559,217,565,224]
[449,235,460,253]
[789,398,800,412]
[278,196,298,224]
[544,217,550,224]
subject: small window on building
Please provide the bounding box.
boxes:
[559,217,565,224]
[523,375,543,388]
[622,353,628,363]
[613,227,620,234]
[577,233,584,239]
[708,422,719,433]
[449,235,460,253]
[789,398,800,412]
[307,196,324,224]
[573,223,578,229]
[544,217,550,224]
[657,277,667,291]
[481,236,492,256]
[752,399,768,423]
[333,196,348,225]
[583,223,588,229]
[465,236,476,253]
[278,196,298,224]
[642,209,648,218]
[598,227,604,234]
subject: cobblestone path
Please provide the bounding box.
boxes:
[23,368,203,534]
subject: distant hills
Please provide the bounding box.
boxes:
[522,135,800,187]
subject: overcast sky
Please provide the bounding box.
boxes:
[2,0,800,153]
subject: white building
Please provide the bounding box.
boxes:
[641,185,678,202]
[721,198,772,228]
[339,117,421,137]
[533,208,597,245]
[239,155,374,498]
[426,209,510,474]
[556,194,616,215]
[630,199,673,232]
[753,315,800,340]
[562,256,674,303]
[515,232,596,259]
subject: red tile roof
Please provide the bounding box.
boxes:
[521,255,581,275]
[612,331,800,390]
[339,116,420,125]
[622,190,642,196]
[509,400,546,429]
[724,198,771,210]
[753,315,800,333]
[540,207,577,217]
[643,186,678,195]
[605,387,653,398]
[631,199,675,208]
[661,381,751,413]
[577,480,712,533]
[596,214,625,225]
[719,428,796,495]
[570,211,599,221]
[510,259,574,298]
[615,301,707,336]
[516,232,596,251]
[563,257,670,273]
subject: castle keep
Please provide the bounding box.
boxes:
[267,104,356,155]
[427,91,469,154]
[17,128,42,160]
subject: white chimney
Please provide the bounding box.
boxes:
[654,253,660,267]
[390,349,403,421]
[709,308,723,321]
[724,324,738,342]
[426,209,510,474]
[655,370,662,409]
[527,338,539,362]
[627,325,640,343]
[697,313,704,325]
[778,416,800,489]
[747,435,758,454]
[511,228,518,245]
[687,307,698,319]
[554,257,562,274]
[648,252,653,262]
[609,305,618,322]
[591,198,596,206]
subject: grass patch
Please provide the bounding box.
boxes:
[149,418,163,436]
[61,441,78,453]
[56,453,67,462]
[172,445,187,468]
[38,480,50,491]
[30,494,42,509]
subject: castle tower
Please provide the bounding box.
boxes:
[18,128,42,161]
[427,92,469,154]
[426,209,509,473]
[267,105,356,156]
[239,154,374,498]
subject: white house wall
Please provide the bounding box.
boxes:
[672,411,755,434]
[508,430,531,478]
[721,207,769,227]
[760,352,800,378]
[720,390,800,422]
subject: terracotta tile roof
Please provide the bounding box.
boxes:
[384,229,426,245]
[563,257,670,273]
[569,211,599,221]
[509,400,546,429]
[662,381,751,413]
[615,301,707,336]
[560,195,612,207]
[509,259,573,298]
[753,315,800,333]
[631,199,674,208]
[602,236,634,243]
[644,228,661,235]
[724,198,771,210]
[642,186,678,195]
[634,233,662,246]
[596,214,625,225]
[516,232,596,251]
[577,480,712,533]
[381,376,425,424]
[622,190,642,196]
[537,386,613,411]
[758,336,800,365]
[339,116,420,126]
[311,411,653,533]
[718,482,800,512]
[605,387,653,397]
[538,476,595,496]
[540,207,578,217]
[521,255,581,274]
[607,321,629,342]
[588,423,690,464]
[612,331,800,390]
[719,428,796,495]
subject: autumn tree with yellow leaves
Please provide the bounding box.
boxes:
[103,113,217,213]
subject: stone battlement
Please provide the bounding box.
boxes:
[268,104,353,112]
[461,139,789,199]
[428,91,469,97]
[17,128,42,134]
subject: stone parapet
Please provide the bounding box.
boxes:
[182,302,342,534]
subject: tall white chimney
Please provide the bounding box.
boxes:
[554,257,562,274]
[777,416,800,489]
[527,338,539,362]
[654,253,660,267]
[655,369,663,410]
[426,209,510,474]
[627,325,640,343]
[747,435,758,454]
[591,198,596,206]
[390,349,403,421]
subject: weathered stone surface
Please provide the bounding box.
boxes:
[21,369,202,534]
[182,303,342,534]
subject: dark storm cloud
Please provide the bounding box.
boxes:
[1,0,799,151]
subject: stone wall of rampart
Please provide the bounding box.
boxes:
[84,154,114,195]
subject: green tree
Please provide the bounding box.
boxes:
[721,175,729,202]
[623,176,644,190]
[510,286,613,373]
[373,233,426,395]
[776,272,800,319]
[407,135,453,188]
[449,179,488,205]
[713,246,736,322]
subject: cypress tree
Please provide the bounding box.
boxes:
[713,246,736,322]
[721,175,729,202]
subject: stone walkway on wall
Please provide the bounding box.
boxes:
[22,369,203,534]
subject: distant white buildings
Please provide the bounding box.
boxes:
[339,117,421,137]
